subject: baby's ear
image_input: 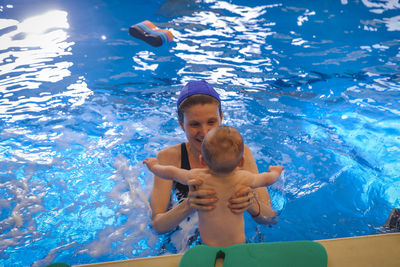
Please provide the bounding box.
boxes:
[238,156,244,167]
[199,155,207,167]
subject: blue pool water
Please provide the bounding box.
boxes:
[1,0,399,266]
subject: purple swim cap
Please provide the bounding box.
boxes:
[177,80,221,108]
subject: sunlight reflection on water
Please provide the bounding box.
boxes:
[0,10,92,123]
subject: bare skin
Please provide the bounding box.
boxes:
[149,103,277,233]
[144,156,283,246]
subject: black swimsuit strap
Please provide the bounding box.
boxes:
[181,142,191,170]
[174,143,190,200]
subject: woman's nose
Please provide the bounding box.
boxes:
[200,125,211,136]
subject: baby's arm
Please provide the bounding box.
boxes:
[144,157,190,185]
[250,165,284,188]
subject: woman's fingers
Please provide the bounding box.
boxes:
[187,179,217,211]
[189,192,218,202]
[230,188,254,204]
[188,194,217,211]
[188,188,216,198]
[187,178,203,187]
[228,186,254,213]
[190,202,216,211]
[228,198,253,213]
[188,179,216,197]
[188,179,202,192]
[232,186,252,198]
[228,206,248,214]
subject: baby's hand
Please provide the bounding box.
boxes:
[269,165,284,174]
[143,157,159,171]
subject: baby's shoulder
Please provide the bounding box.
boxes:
[232,169,254,183]
[234,169,254,177]
[190,168,209,177]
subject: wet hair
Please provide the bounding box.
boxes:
[177,94,222,123]
[201,126,244,174]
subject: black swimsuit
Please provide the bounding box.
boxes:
[173,143,190,200]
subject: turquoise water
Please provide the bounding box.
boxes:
[1,0,399,266]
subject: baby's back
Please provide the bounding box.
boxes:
[192,169,250,246]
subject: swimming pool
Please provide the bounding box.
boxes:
[1,0,399,265]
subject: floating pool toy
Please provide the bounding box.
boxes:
[129,20,173,47]
[179,241,327,267]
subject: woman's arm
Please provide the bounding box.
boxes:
[149,146,196,233]
[229,145,278,225]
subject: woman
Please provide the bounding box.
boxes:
[150,80,277,233]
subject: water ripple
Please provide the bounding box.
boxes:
[0,10,92,123]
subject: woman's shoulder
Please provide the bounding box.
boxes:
[243,144,254,159]
[242,144,258,173]
[157,143,182,166]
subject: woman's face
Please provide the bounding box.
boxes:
[179,103,222,153]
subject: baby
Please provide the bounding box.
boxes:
[144,125,283,246]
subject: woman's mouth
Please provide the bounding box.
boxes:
[195,137,203,144]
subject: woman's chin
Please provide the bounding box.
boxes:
[190,140,202,153]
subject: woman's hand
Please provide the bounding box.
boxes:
[230,186,278,223]
[228,186,254,214]
[187,179,218,211]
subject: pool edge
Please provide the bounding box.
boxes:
[75,232,400,267]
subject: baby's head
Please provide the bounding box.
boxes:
[201,126,244,174]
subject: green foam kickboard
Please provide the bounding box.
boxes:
[179,241,327,267]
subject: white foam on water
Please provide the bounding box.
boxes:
[328,165,353,183]
[33,242,77,267]
[170,212,199,252]
[269,170,287,214]
[0,165,47,262]
[76,154,155,259]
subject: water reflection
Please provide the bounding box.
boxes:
[0,10,92,122]
[18,10,69,34]
[361,0,400,14]
[171,2,276,87]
